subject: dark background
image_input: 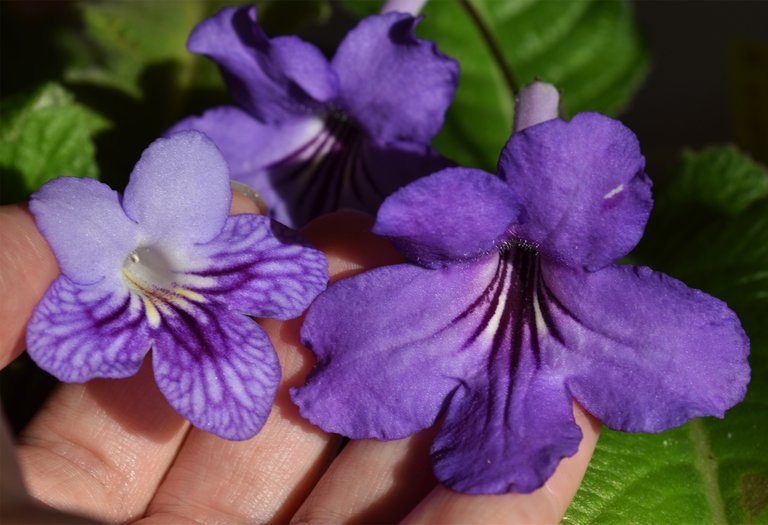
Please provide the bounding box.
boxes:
[623,1,768,171]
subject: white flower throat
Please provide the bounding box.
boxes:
[121,245,205,327]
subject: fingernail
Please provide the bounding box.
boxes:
[230,181,268,215]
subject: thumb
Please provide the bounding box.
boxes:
[0,205,58,367]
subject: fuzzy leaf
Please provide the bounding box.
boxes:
[0,83,106,204]
[565,146,768,524]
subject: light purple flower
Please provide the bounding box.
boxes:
[26,131,328,440]
[170,6,458,227]
[291,86,750,493]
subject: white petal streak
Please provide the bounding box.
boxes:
[603,183,625,200]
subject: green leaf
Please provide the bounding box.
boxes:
[0,83,107,204]
[415,0,648,172]
[565,146,768,524]
[658,146,768,215]
[66,0,329,99]
[60,0,329,190]
[66,0,225,99]
[338,0,380,18]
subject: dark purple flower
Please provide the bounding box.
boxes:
[170,6,458,228]
[26,131,328,440]
[291,84,750,493]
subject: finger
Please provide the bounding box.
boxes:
[290,429,438,525]
[14,186,263,523]
[138,211,403,525]
[0,204,58,367]
[401,402,601,525]
[229,183,266,215]
[3,407,94,525]
[16,359,190,522]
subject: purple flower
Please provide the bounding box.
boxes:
[26,131,328,440]
[170,6,458,227]
[291,85,750,493]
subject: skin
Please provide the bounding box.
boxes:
[0,192,600,524]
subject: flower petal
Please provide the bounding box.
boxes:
[167,106,324,186]
[541,261,750,432]
[264,131,452,227]
[499,113,652,269]
[30,177,139,285]
[373,168,521,268]
[26,276,150,382]
[176,110,449,227]
[188,6,336,123]
[184,214,327,320]
[292,260,500,439]
[432,371,582,494]
[152,304,280,440]
[123,131,231,246]
[332,12,458,147]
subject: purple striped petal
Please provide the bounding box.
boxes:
[188,6,336,123]
[500,113,652,270]
[26,276,151,382]
[332,12,458,148]
[123,132,231,246]
[152,303,280,440]
[29,177,139,285]
[424,248,581,494]
[292,259,502,440]
[184,214,327,320]
[541,261,751,432]
[373,168,521,268]
[222,115,449,227]
[432,370,581,494]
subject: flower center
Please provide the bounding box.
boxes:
[122,246,176,293]
[269,110,381,226]
[454,244,568,375]
[121,246,204,328]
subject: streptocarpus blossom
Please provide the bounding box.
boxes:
[26,131,328,440]
[170,6,458,227]
[291,83,750,493]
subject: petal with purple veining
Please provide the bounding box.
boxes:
[152,302,280,440]
[292,260,507,439]
[184,214,327,320]
[26,276,150,382]
[432,371,581,494]
[239,116,449,228]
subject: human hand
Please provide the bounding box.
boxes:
[0,194,600,524]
